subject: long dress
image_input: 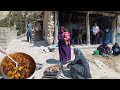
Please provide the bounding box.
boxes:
[58,32,71,65]
[69,48,92,79]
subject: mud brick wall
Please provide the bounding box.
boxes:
[0,27,17,49]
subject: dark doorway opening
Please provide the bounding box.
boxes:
[34,20,44,41]
[58,11,113,45]
[90,14,112,44]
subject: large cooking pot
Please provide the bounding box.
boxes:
[0,52,42,79]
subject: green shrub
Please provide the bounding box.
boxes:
[0,11,43,36]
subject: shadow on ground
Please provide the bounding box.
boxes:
[21,40,28,42]
[46,59,60,64]
[33,40,48,47]
[32,34,48,47]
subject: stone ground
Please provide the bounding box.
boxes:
[1,36,120,79]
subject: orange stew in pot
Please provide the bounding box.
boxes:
[1,53,36,79]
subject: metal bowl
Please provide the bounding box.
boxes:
[0,52,36,79]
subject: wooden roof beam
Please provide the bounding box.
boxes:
[73,11,117,17]
[88,11,116,17]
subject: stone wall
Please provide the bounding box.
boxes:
[0,11,9,20]
[0,27,17,49]
[43,11,55,45]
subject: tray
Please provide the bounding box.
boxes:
[43,66,62,79]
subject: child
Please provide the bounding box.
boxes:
[62,29,70,45]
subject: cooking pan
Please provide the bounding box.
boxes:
[0,52,42,79]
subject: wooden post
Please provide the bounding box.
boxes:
[54,11,59,45]
[86,12,90,45]
[43,11,47,41]
[112,15,117,45]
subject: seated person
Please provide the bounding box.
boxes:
[112,43,120,55]
[67,48,92,79]
[103,43,112,55]
[97,44,104,55]
[97,43,112,56]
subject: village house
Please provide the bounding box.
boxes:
[37,11,120,45]
[1,11,120,49]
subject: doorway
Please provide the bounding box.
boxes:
[34,20,44,41]
[89,14,112,44]
[59,11,86,44]
[58,11,113,45]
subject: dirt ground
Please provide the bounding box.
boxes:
[81,48,120,79]
[1,36,120,79]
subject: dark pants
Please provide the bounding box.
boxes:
[92,32,100,44]
[93,35,98,44]
[113,51,120,55]
[27,31,32,42]
[105,33,110,44]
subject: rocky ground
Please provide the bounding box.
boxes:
[1,36,120,79]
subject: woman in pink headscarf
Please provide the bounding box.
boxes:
[58,26,71,65]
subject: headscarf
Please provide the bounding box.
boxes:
[73,48,82,55]
[73,48,92,78]
[59,26,65,34]
[60,26,65,29]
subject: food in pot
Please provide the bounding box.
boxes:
[46,65,61,73]
[1,53,36,79]
[44,65,61,76]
